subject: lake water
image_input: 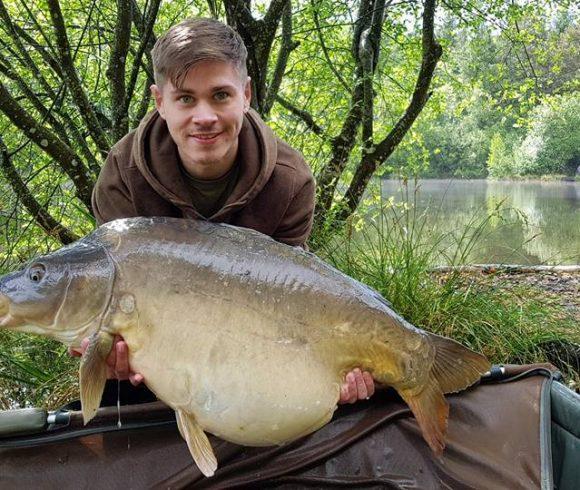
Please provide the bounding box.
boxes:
[377,179,580,265]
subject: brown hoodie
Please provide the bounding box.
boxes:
[92,109,315,247]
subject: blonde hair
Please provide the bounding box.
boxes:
[152,18,247,87]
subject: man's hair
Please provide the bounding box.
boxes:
[152,18,247,88]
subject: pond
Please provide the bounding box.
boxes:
[378,179,580,265]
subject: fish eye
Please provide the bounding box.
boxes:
[28,264,46,283]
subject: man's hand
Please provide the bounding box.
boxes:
[69,335,144,386]
[339,368,375,404]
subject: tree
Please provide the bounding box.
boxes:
[517,94,580,175]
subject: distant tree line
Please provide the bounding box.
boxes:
[389,5,579,179]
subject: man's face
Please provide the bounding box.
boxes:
[151,60,251,179]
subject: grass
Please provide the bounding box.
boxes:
[0,332,78,410]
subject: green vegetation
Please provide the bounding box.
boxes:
[389,9,579,179]
[0,333,77,409]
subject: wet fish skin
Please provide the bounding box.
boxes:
[0,217,490,476]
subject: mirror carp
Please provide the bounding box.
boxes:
[0,217,490,476]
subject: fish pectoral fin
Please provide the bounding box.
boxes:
[400,384,449,457]
[176,409,218,477]
[79,331,114,425]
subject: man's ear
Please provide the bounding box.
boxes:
[150,84,165,118]
[244,77,252,112]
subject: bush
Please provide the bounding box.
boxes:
[517,94,580,175]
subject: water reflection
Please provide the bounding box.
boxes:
[378,179,580,265]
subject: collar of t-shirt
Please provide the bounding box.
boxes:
[179,158,241,219]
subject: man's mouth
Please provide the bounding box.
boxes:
[190,132,222,143]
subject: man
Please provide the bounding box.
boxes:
[77,18,373,404]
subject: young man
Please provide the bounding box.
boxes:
[84,18,373,404]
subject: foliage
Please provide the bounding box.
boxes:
[516,93,580,175]
[390,3,580,180]
[0,331,78,409]
[487,132,518,178]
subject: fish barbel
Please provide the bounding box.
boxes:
[0,217,490,476]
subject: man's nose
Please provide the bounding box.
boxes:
[191,101,218,125]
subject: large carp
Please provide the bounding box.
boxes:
[0,217,489,476]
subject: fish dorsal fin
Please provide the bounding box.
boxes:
[176,409,218,477]
[79,331,114,424]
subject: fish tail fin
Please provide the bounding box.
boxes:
[400,334,490,455]
[428,332,490,394]
[400,384,448,456]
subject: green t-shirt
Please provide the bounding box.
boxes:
[180,161,240,218]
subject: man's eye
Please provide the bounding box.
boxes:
[179,95,193,104]
[214,91,230,101]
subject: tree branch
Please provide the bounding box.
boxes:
[0,50,100,177]
[46,0,111,156]
[224,0,289,113]
[108,0,132,142]
[360,0,388,147]
[314,0,393,229]
[224,0,256,30]
[0,1,61,97]
[275,95,325,136]
[0,81,94,208]
[263,0,298,116]
[264,0,290,29]
[311,0,350,92]
[0,56,70,145]
[124,0,160,116]
[338,0,442,221]
[0,136,79,244]
[132,77,153,129]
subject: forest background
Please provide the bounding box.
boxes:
[0,0,578,407]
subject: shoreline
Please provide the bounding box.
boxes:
[431,265,579,322]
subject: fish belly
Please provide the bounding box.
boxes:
[126,303,342,447]
[190,344,341,446]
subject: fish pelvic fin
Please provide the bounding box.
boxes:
[400,383,448,456]
[428,333,491,394]
[176,409,218,477]
[79,331,114,425]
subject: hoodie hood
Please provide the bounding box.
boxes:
[132,109,278,220]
